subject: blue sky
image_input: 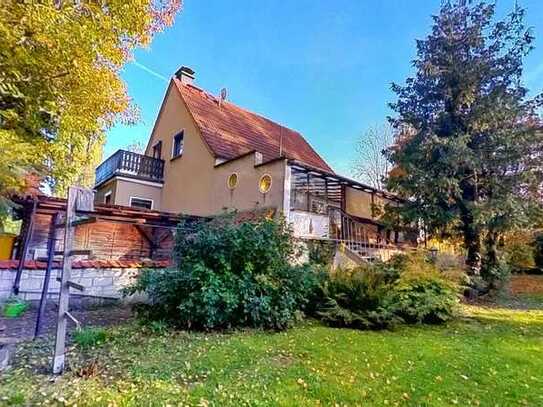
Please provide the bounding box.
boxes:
[107,0,543,176]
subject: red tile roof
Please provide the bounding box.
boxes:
[173,79,333,173]
[0,260,172,270]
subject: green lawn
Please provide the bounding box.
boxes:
[1,305,542,406]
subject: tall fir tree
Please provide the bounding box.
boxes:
[386,1,543,281]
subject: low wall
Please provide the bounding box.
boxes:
[0,260,170,306]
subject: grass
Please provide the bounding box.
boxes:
[72,327,108,349]
[1,304,542,406]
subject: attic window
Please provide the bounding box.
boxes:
[259,174,272,194]
[172,131,184,158]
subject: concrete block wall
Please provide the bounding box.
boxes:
[0,267,148,305]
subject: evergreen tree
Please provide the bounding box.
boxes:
[386,1,543,281]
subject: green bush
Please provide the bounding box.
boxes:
[73,327,108,348]
[317,252,461,329]
[126,215,321,330]
[306,240,336,266]
[318,264,400,329]
[506,242,535,271]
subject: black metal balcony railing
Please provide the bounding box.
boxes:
[95,150,165,186]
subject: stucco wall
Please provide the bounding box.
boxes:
[145,83,216,215]
[345,187,374,219]
[112,178,163,209]
[211,155,286,214]
[95,179,117,204]
[345,187,396,221]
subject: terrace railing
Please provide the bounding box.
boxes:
[95,150,165,186]
[328,207,401,262]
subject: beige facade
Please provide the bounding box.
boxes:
[143,83,215,215]
[95,179,117,204]
[104,82,284,217]
[95,178,162,209]
[211,154,287,215]
[345,186,396,222]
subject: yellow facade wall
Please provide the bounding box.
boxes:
[345,187,396,221]
[113,178,163,209]
[211,155,286,214]
[345,187,374,219]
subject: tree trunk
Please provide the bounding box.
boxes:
[484,231,499,268]
[463,221,481,276]
[459,173,481,277]
[482,230,501,289]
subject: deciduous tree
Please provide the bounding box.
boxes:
[0,0,181,213]
[352,124,393,190]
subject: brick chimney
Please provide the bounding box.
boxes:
[175,66,195,85]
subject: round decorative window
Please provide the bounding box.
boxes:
[227,173,238,189]
[259,174,272,193]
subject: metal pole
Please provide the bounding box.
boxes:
[13,199,37,295]
[34,213,59,339]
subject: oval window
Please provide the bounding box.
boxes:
[259,174,272,193]
[227,173,238,189]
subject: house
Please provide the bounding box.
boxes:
[94,66,415,261]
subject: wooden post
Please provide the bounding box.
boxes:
[34,213,59,339]
[13,199,37,295]
[52,186,93,374]
[306,173,311,212]
[52,189,76,374]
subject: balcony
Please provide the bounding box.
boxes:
[95,150,165,186]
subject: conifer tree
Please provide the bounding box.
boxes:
[386,1,543,281]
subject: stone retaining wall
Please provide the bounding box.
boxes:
[0,266,157,305]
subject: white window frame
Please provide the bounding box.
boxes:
[171,130,185,159]
[129,196,154,210]
[103,191,112,204]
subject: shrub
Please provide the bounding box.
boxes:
[503,231,536,272]
[73,327,107,348]
[387,252,460,323]
[126,215,321,330]
[306,240,336,266]
[317,252,462,329]
[318,264,399,329]
[505,242,535,272]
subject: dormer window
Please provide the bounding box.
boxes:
[172,131,184,158]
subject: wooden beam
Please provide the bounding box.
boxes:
[52,187,77,374]
[56,278,85,292]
